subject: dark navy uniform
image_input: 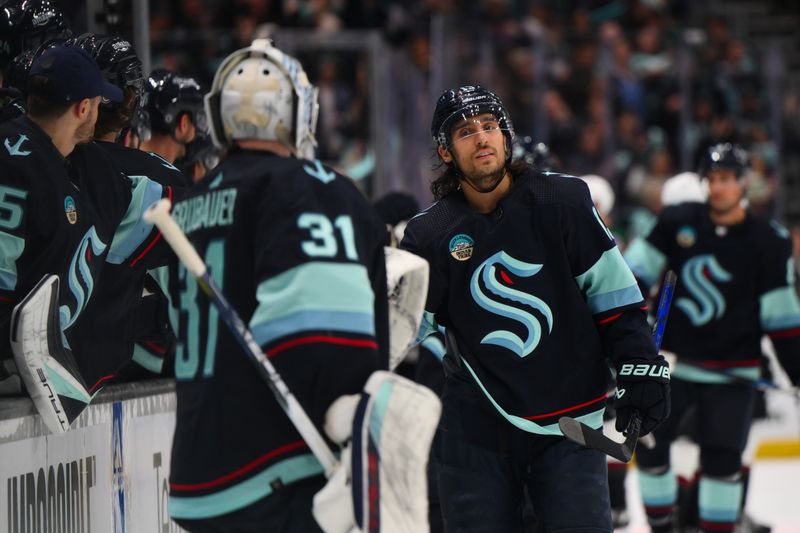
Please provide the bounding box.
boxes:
[161,149,388,525]
[67,141,191,381]
[625,202,800,532]
[402,168,658,532]
[0,116,169,392]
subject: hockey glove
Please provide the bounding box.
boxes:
[614,358,671,437]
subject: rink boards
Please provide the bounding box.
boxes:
[0,380,186,533]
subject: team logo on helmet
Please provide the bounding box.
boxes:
[64,196,77,224]
[449,233,474,261]
[676,225,696,248]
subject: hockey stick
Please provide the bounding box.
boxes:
[559,270,678,462]
[143,199,339,476]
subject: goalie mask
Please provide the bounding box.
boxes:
[205,38,319,159]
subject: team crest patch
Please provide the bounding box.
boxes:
[676,225,696,248]
[64,196,77,224]
[449,234,474,261]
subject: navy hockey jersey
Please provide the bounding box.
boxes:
[401,168,657,435]
[161,150,388,520]
[0,116,170,392]
[66,141,190,381]
[625,202,800,383]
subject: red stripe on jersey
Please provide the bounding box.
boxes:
[170,440,307,492]
[267,335,378,358]
[499,270,514,285]
[699,359,761,369]
[142,341,167,355]
[597,312,622,325]
[524,393,606,420]
[698,520,735,532]
[0,295,16,303]
[89,374,116,394]
[768,327,800,340]
[130,186,173,268]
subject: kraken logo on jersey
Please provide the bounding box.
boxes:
[676,254,732,326]
[59,227,107,331]
[469,251,553,357]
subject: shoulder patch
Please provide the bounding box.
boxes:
[64,196,77,224]
[676,225,696,248]
[449,233,474,261]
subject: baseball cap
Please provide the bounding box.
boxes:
[28,43,123,103]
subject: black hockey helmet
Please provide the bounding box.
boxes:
[67,33,144,98]
[431,85,514,153]
[132,68,206,141]
[0,0,71,70]
[513,136,558,171]
[2,36,63,93]
[698,143,749,179]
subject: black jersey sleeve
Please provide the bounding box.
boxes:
[246,171,381,428]
[400,211,448,339]
[758,222,800,383]
[561,178,658,365]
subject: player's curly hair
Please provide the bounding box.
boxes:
[430,156,528,200]
[94,86,140,139]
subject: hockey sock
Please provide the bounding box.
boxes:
[638,465,677,531]
[698,473,743,533]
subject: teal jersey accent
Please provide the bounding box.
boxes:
[671,363,759,384]
[107,176,164,264]
[676,255,731,326]
[624,237,666,288]
[638,468,677,507]
[470,251,553,358]
[760,286,800,331]
[421,335,445,361]
[0,232,24,290]
[250,261,375,346]
[131,344,165,374]
[461,357,604,436]
[575,247,643,314]
[698,476,743,523]
[169,453,324,519]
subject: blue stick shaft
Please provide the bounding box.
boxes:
[652,270,678,351]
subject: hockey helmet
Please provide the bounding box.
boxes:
[513,136,557,171]
[2,36,63,93]
[431,85,514,153]
[133,68,206,141]
[204,38,319,159]
[579,174,615,218]
[67,33,143,97]
[0,0,71,70]
[698,143,749,180]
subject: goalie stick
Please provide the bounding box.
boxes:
[559,270,678,462]
[143,199,339,476]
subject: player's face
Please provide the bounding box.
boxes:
[75,96,102,144]
[446,113,507,185]
[706,168,744,214]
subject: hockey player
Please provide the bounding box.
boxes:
[0,0,71,72]
[64,33,190,381]
[401,85,670,532]
[624,143,800,532]
[0,43,172,430]
[132,68,205,163]
[158,39,389,532]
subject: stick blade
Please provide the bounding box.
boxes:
[558,417,635,463]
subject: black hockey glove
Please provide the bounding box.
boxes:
[614,358,671,437]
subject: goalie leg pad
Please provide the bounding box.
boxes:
[352,371,441,533]
[10,275,90,433]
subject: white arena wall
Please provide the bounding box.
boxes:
[0,380,186,533]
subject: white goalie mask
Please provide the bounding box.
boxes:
[205,39,320,159]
